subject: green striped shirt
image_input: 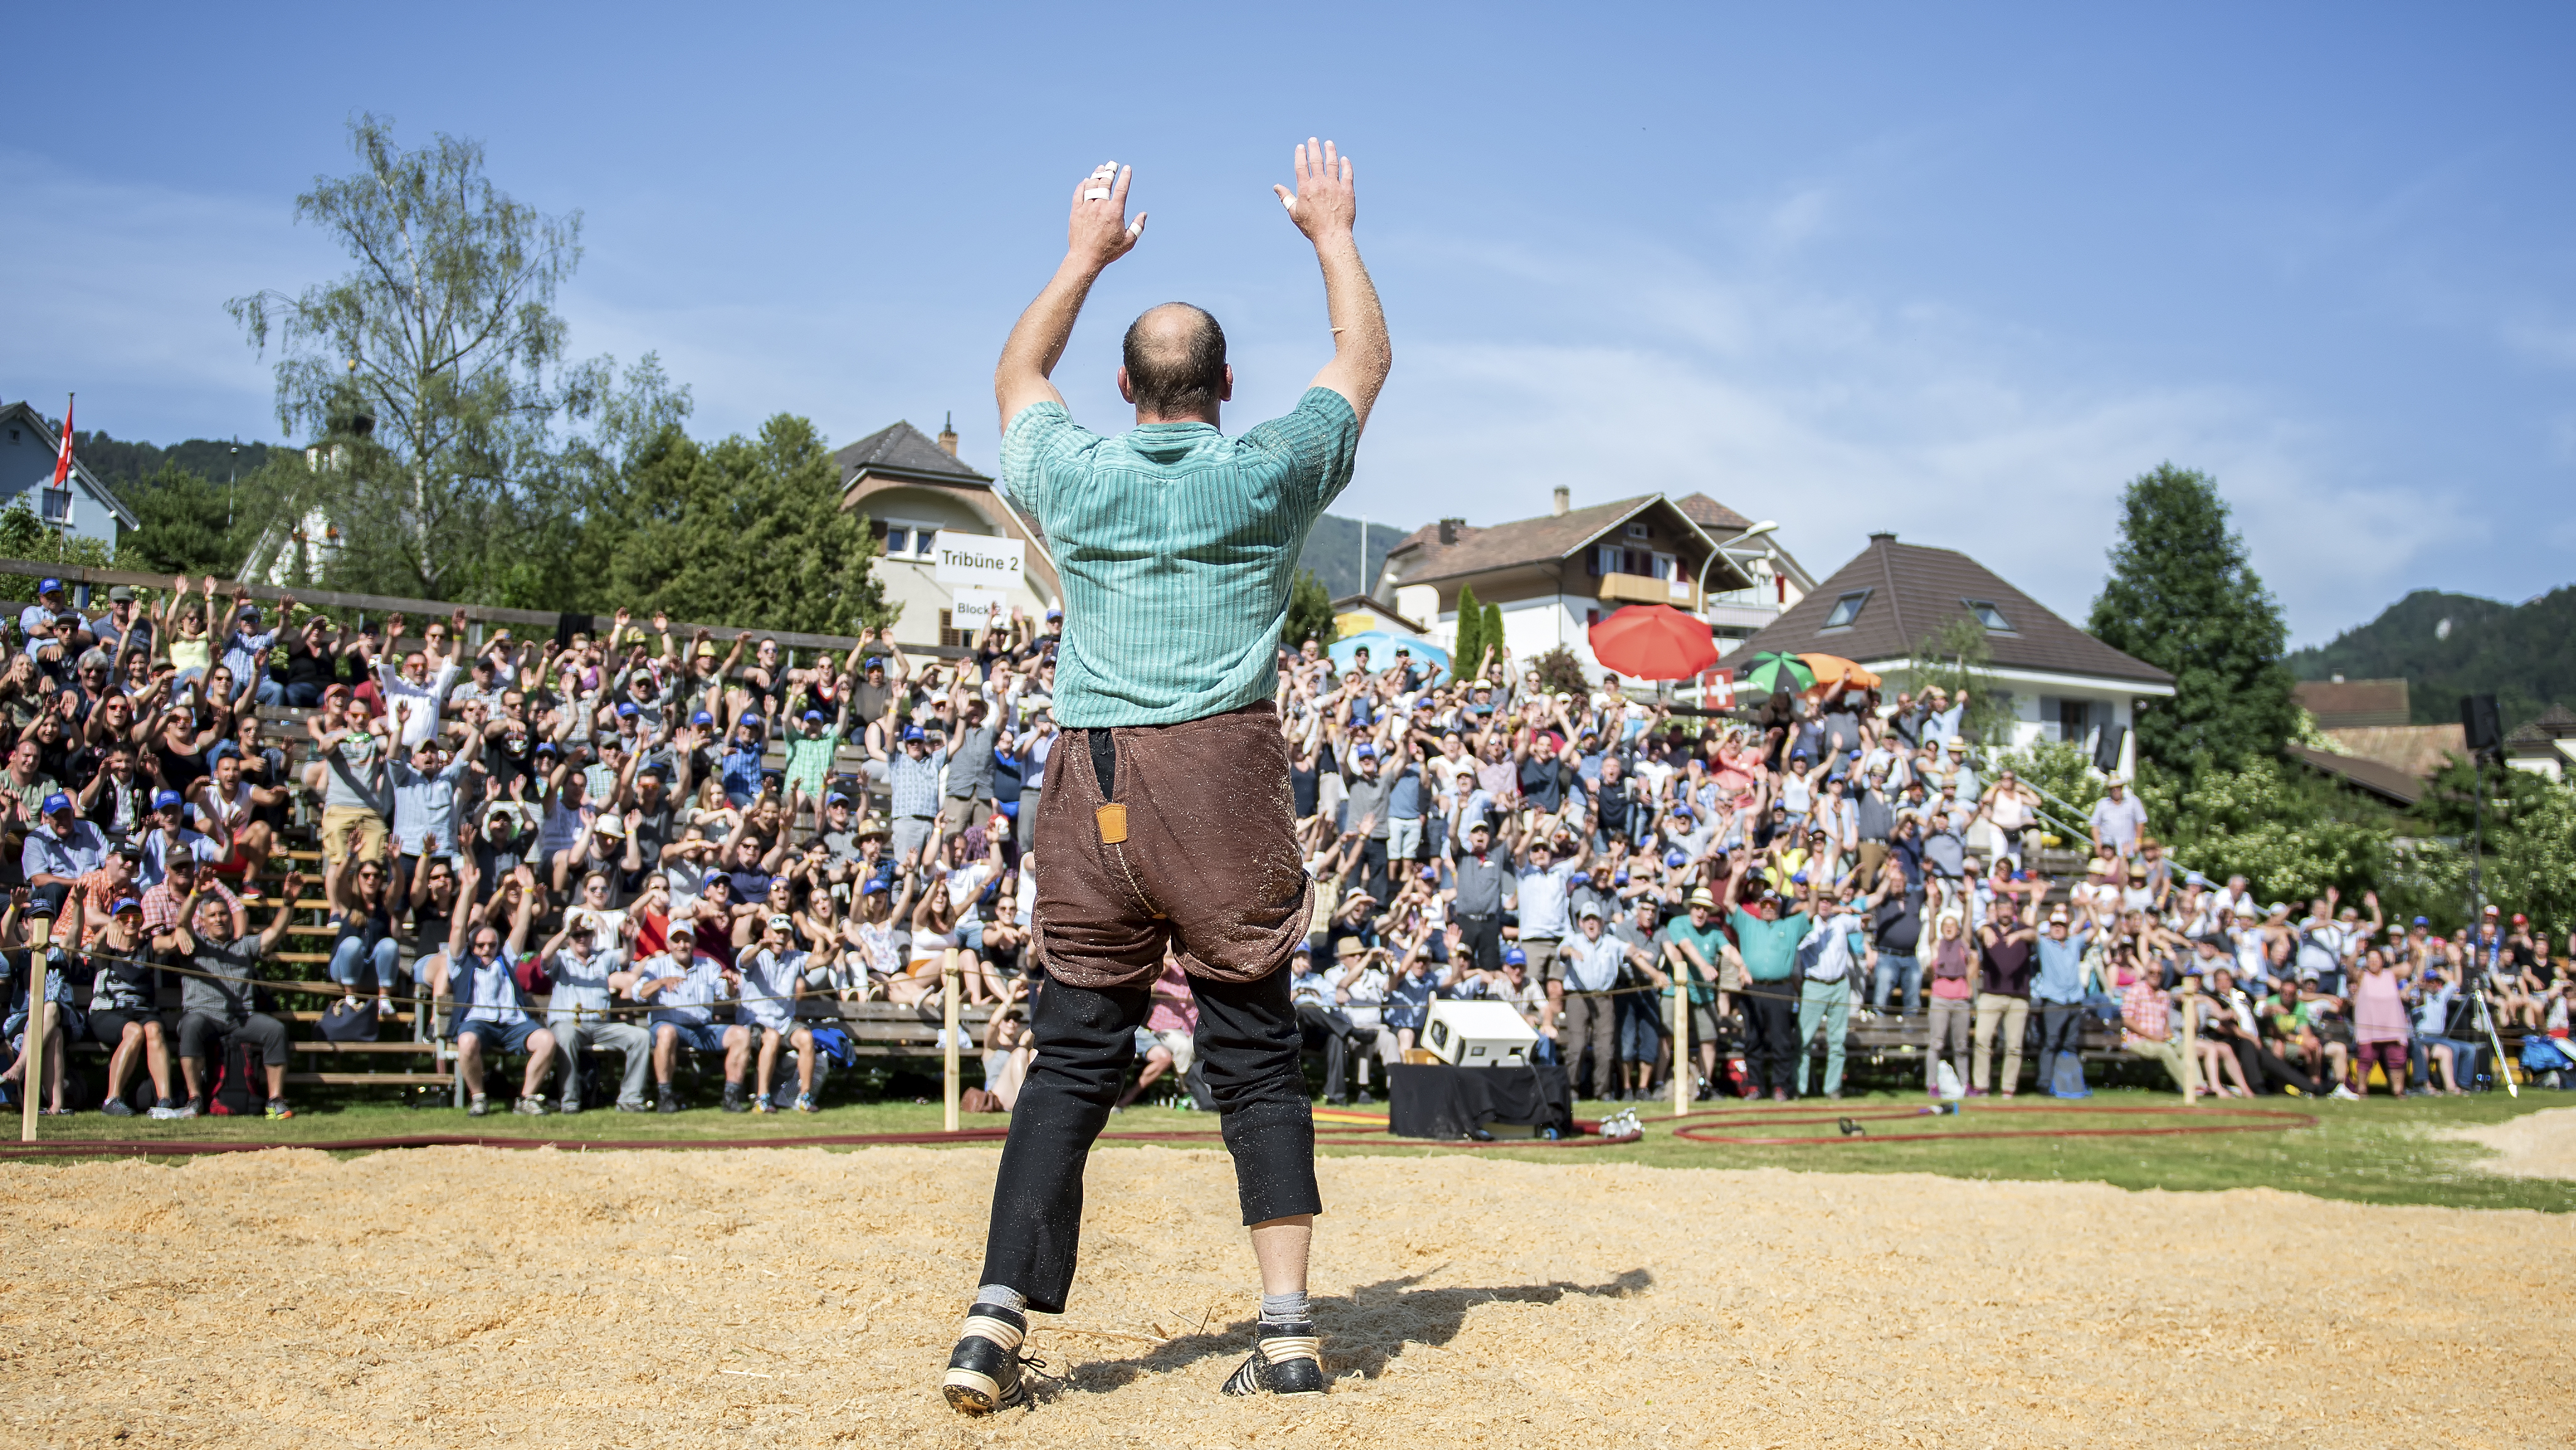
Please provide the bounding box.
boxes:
[1001,388,1360,727]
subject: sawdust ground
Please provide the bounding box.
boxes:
[3,1146,2570,1449]
[2449,1103,2576,1179]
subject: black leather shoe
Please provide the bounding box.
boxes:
[944,1303,1034,1415]
[1221,1320,1326,1398]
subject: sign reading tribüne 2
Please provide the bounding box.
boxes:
[931,532,1025,591]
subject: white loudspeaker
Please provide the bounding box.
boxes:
[1422,1000,1540,1067]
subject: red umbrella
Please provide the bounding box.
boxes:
[1587,604,1719,682]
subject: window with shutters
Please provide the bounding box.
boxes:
[938,610,969,649]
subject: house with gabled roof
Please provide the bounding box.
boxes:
[2504,704,2576,781]
[835,414,1062,649]
[0,400,139,549]
[1732,531,2175,764]
[1370,486,1815,680]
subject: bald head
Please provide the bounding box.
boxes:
[1120,303,1230,421]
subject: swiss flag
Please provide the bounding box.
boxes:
[1697,667,1735,710]
[50,394,74,488]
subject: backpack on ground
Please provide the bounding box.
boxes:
[2049,1051,2092,1098]
[209,1039,263,1115]
[1934,1060,1965,1100]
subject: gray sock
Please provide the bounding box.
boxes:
[1260,1290,1310,1325]
[973,1284,1028,1314]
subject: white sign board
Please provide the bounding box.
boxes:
[949,589,1009,632]
[931,532,1026,591]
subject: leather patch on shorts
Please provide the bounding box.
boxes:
[1094,803,1129,844]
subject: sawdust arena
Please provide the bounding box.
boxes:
[3,1142,2568,1448]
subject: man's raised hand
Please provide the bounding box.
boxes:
[1275,138,1355,243]
[1067,160,1146,270]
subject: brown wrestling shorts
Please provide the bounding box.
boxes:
[1032,701,1313,991]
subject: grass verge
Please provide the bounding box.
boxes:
[8,1086,2570,1213]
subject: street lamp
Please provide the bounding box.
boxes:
[1696,519,1779,605]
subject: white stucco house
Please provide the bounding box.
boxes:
[1732,532,2176,771]
[0,400,138,549]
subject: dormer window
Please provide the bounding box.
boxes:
[1822,589,1870,629]
[1963,598,2013,632]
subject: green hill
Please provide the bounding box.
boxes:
[2287,586,2576,728]
[73,432,278,493]
[1296,513,1409,600]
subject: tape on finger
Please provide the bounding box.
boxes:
[1085,188,1112,201]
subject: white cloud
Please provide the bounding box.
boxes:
[1335,236,2473,642]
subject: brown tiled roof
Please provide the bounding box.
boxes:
[2320,725,2463,780]
[2292,679,2410,728]
[2533,703,2576,739]
[1672,492,1755,533]
[1733,535,2173,686]
[2287,745,2424,806]
[1384,494,1669,586]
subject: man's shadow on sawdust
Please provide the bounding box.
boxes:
[1051,1268,1652,1395]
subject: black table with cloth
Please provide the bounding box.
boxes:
[1385,1062,1574,1139]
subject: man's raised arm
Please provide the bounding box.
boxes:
[994,162,1148,427]
[1276,138,1391,431]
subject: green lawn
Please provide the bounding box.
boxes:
[10,1086,2571,1213]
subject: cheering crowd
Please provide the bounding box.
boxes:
[0,569,2567,1123]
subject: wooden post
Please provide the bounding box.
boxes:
[1671,981,1689,1117]
[19,917,48,1142]
[942,959,962,1133]
[2177,976,2199,1107]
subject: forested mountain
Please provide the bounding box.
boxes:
[1296,513,1408,600]
[73,432,279,492]
[2287,586,2576,727]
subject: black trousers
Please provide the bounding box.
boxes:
[1744,983,1800,1091]
[1296,1004,1363,1102]
[2227,1034,2323,1096]
[980,967,1319,1315]
[177,1011,288,1068]
[1457,913,1502,973]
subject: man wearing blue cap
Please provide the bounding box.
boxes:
[944,138,1389,1413]
[23,791,108,915]
[886,724,946,867]
[18,578,66,642]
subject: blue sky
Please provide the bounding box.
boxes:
[5,2,2570,644]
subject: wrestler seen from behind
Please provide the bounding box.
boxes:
[941,139,1391,1415]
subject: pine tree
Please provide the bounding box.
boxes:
[1282,569,1335,649]
[2087,463,2299,786]
[1452,584,1485,682]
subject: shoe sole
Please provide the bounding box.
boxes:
[941,1369,1023,1415]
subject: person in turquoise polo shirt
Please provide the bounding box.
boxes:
[943,140,1391,1417]
[1722,854,1812,1101]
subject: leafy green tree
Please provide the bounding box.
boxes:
[591,415,891,635]
[1282,569,1335,649]
[0,502,145,606]
[1529,645,1590,698]
[1913,613,2012,744]
[1451,584,1485,682]
[228,114,638,600]
[2404,757,2576,935]
[123,464,248,576]
[2144,758,2393,905]
[2088,464,2299,786]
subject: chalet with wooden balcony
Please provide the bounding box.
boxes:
[1371,487,1814,681]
